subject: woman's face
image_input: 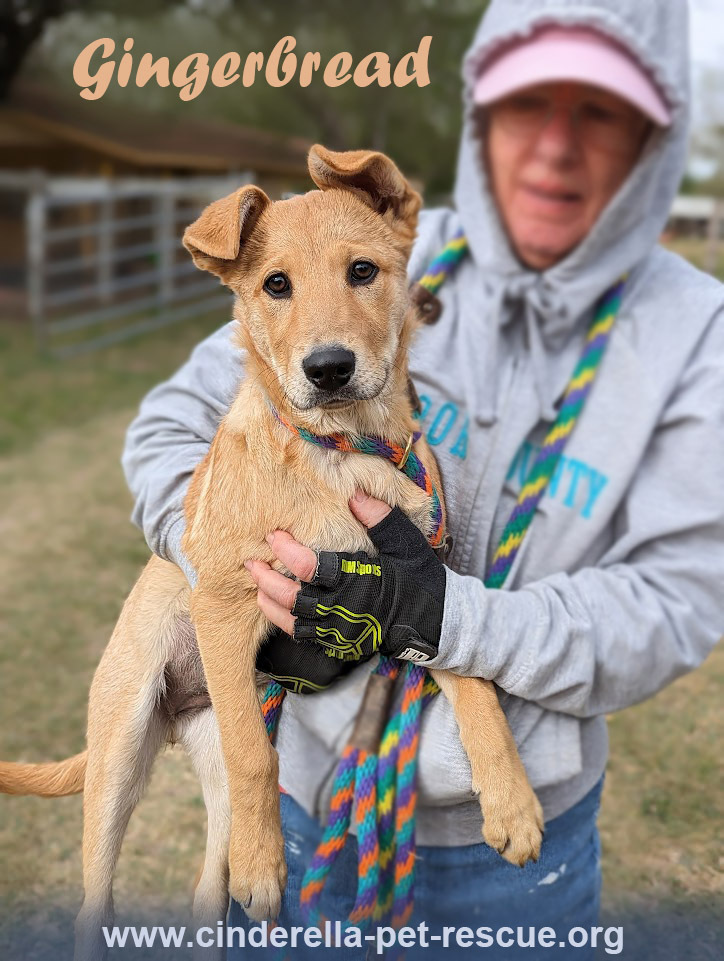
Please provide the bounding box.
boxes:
[485,82,652,270]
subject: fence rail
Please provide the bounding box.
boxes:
[8,170,252,357]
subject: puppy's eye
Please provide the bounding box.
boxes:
[263,272,291,298]
[349,260,378,286]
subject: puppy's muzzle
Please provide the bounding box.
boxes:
[302,347,356,393]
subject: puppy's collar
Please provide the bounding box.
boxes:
[267,402,444,550]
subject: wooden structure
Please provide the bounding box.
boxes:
[0,80,311,340]
[0,80,311,181]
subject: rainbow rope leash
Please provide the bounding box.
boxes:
[486,276,625,588]
[417,228,469,293]
[259,231,625,946]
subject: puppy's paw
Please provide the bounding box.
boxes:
[229,827,287,922]
[481,784,544,867]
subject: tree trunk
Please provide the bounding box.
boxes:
[0,1,66,102]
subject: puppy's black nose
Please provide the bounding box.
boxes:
[302,348,356,392]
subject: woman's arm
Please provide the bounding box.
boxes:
[427,317,724,718]
[121,320,243,584]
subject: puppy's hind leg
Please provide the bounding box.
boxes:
[74,666,168,961]
[431,671,544,867]
[177,708,231,961]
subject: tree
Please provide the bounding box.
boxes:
[0,0,69,99]
[0,0,188,100]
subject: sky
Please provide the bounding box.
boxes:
[690,0,724,125]
[688,0,724,176]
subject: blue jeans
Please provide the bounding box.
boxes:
[227,777,604,960]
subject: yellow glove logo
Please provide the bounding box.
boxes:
[340,559,382,577]
[313,604,382,660]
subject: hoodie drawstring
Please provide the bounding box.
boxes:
[482,274,566,423]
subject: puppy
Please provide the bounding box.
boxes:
[0,146,543,961]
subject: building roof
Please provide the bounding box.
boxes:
[670,195,718,221]
[0,80,312,177]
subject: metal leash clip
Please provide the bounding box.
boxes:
[396,433,414,471]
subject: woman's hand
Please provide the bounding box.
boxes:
[250,489,447,693]
[246,490,392,636]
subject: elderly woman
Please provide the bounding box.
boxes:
[123,0,723,957]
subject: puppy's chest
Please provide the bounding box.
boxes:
[187,429,437,575]
[290,445,434,552]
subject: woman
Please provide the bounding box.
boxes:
[123,0,723,956]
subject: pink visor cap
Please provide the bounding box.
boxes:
[473,26,672,127]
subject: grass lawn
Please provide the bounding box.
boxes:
[0,308,722,958]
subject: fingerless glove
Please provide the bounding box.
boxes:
[291,506,446,664]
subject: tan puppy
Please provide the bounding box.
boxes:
[0,146,543,961]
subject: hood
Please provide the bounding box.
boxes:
[453,0,690,419]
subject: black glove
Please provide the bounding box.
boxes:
[291,506,446,664]
[255,507,446,694]
[256,625,366,695]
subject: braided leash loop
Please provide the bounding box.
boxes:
[390,662,425,927]
[261,681,285,738]
[298,742,358,925]
[258,231,624,951]
[486,278,624,589]
[418,228,469,294]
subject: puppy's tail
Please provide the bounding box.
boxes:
[0,751,87,797]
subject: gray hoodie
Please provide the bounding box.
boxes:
[122,0,724,845]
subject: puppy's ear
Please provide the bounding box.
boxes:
[183,185,270,283]
[308,145,421,249]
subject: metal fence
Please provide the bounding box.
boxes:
[3,171,251,358]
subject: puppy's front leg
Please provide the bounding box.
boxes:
[190,586,286,921]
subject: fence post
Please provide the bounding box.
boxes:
[156,189,175,304]
[97,182,114,303]
[26,170,47,351]
[705,199,722,277]
[704,197,724,277]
